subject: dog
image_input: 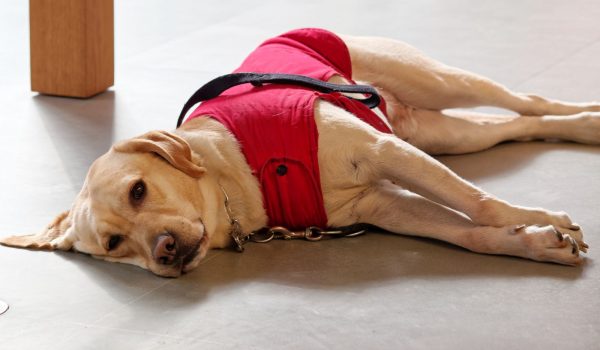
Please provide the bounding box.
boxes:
[1,28,597,277]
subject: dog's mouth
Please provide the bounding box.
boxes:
[173,218,210,275]
[180,233,209,274]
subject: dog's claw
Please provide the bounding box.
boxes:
[566,236,579,256]
[570,223,581,231]
[580,242,589,253]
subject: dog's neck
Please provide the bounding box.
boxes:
[174,118,269,249]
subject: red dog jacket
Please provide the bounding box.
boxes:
[185,28,392,229]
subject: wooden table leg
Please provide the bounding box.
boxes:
[29,0,114,98]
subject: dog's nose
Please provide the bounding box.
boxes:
[153,233,177,265]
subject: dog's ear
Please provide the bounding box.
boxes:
[114,130,206,178]
[0,211,74,251]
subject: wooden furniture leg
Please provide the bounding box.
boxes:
[29,0,114,98]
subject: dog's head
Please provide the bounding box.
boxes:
[0,131,211,277]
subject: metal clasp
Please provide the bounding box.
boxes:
[304,226,325,241]
[230,218,247,252]
[249,226,303,242]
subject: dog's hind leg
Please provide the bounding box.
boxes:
[318,102,581,231]
[341,180,585,266]
[342,34,600,115]
[392,109,600,155]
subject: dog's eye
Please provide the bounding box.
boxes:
[107,235,122,251]
[130,181,146,202]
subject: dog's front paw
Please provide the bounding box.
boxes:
[474,197,578,229]
[516,225,587,266]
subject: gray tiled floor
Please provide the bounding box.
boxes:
[1,1,599,349]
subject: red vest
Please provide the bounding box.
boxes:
[185,28,391,229]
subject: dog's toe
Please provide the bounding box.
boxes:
[555,225,587,253]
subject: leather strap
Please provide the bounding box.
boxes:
[177,72,382,127]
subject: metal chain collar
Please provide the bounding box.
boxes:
[220,185,367,252]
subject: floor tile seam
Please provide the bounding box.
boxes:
[116,7,280,66]
[513,35,600,89]
[69,322,183,339]
[197,249,226,266]
[65,321,234,346]
[5,310,224,346]
[86,278,173,326]
[86,250,225,326]
[116,64,230,78]
[116,17,254,64]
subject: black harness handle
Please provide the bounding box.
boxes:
[176,72,381,127]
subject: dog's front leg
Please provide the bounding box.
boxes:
[346,181,585,265]
[366,134,574,228]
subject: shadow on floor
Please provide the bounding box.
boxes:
[52,232,588,308]
[33,91,116,188]
[437,141,600,181]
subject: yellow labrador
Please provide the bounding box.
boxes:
[2,30,597,277]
